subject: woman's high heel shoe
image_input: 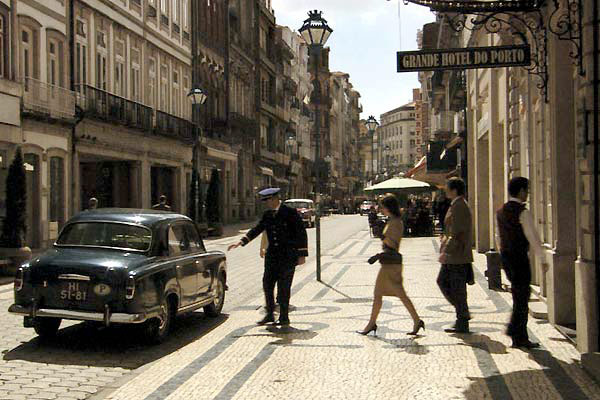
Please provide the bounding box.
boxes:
[356,324,378,336]
[407,320,425,336]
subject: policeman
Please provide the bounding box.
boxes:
[228,188,308,326]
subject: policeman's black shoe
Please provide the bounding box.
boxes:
[444,321,470,334]
[276,317,290,326]
[257,314,275,325]
[512,340,540,349]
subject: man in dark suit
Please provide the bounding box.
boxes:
[496,177,547,349]
[437,177,474,334]
[152,195,171,211]
[228,188,308,326]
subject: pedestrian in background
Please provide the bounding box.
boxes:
[496,177,548,349]
[88,197,98,210]
[228,188,308,326]
[359,193,425,336]
[437,177,473,334]
[152,195,171,211]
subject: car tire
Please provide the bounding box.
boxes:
[33,317,61,339]
[204,273,226,317]
[144,295,175,344]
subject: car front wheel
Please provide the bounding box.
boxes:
[204,273,226,317]
[33,317,61,339]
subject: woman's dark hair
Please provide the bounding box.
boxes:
[508,177,529,197]
[380,193,402,217]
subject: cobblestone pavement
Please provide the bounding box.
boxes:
[93,224,600,400]
[0,215,365,400]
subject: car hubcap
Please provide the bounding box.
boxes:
[214,279,224,308]
[158,301,168,331]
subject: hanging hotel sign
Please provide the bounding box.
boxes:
[397,44,531,72]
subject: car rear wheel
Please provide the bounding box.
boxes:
[144,295,174,344]
[33,317,61,339]
[204,273,226,317]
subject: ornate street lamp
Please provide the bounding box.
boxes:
[188,87,208,228]
[300,10,333,282]
[365,115,379,178]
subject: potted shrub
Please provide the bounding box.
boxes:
[0,149,32,276]
[205,168,223,237]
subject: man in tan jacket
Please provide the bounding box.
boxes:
[437,177,474,334]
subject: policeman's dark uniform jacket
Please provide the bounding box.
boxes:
[240,189,308,323]
[496,200,532,344]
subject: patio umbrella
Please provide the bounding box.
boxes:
[364,177,434,195]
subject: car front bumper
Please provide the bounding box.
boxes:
[9,304,158,325]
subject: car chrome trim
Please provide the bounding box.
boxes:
[177,297,214,314]
[58,274,91,281]
[8,304,158,324]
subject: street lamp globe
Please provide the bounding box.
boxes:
[299,10,333,47]
[365,115,379,132]
[187,87,207,105]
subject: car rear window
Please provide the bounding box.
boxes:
[285,201,312,209]
[56,222,152,252]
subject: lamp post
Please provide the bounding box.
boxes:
[384,145,391,173]
[188,87,208,227]
[365,115,379,181]
[286,135,297,197]
[300,10,333,282]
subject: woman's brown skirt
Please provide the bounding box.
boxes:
[374,264,404,297]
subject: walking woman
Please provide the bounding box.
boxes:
[358,193,425,336]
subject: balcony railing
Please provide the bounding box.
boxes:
[22,77,76,121]
[76,84,153,132]
[155,110,194,142]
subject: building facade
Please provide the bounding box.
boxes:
[377,101,418,175]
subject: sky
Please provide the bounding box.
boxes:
[271,0,436,121]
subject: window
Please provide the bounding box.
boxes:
[131,48,141,102]
[167,224,189,256]
[160,64,168,111]
[172,0,179,23]
[172,69,179,115]
[410,139,416,148]
[57,222,152,252]
[182,0,189,30]
[183,75,189,119]
[260,124,267,148]
[48,39,59,86]
[115,59,125,96]
[0,13,6,78]
[49,157,65,226]
[160,0,168,14]
[184,223,205,252]
[148,57,156,107]
[75,42,87,92]
[96,31,107,90]
[21,27,34,81]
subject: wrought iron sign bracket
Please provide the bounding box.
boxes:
[548,0,584,75]
[447,11,549,102]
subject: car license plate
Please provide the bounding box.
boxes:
[60,282,88,301]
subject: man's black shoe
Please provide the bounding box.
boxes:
[444,327,470,334]
[257,314,275,325]
[276,318,290,326]
[512,340,540,349]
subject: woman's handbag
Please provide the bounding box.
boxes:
[367,245,403,265]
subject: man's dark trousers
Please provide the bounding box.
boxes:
[501,251,531,342]
[263,252,296,320]
[437,263,471,329]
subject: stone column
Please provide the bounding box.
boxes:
[546,35,577,326]
[140,159,151,209]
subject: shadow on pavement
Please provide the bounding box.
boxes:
[459,333,509,355]
[3,312,229,369]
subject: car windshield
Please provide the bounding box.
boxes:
[285,201,312,209]
[56,222,152,252]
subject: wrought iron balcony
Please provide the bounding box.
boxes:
[76,84,153,132]
[22,77,76,121]
[230,112,257,132]
[155,110,194,142]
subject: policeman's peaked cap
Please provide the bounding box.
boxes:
[258,187,281,201]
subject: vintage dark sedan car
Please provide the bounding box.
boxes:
[9,209,227,343]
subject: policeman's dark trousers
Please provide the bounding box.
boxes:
[437,264,471,328]
[501,252,532,342]
[263,254,296,320]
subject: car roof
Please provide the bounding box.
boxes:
[67,208,191,228]
[285,199,314,203]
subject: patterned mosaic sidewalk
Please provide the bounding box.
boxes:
[98,232,600,400]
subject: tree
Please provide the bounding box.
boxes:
[205,168,221,224]
[187,168,200,222]
[1,149,27,248]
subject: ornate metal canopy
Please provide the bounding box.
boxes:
[402,0,546,12]
[404,0,583,102]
